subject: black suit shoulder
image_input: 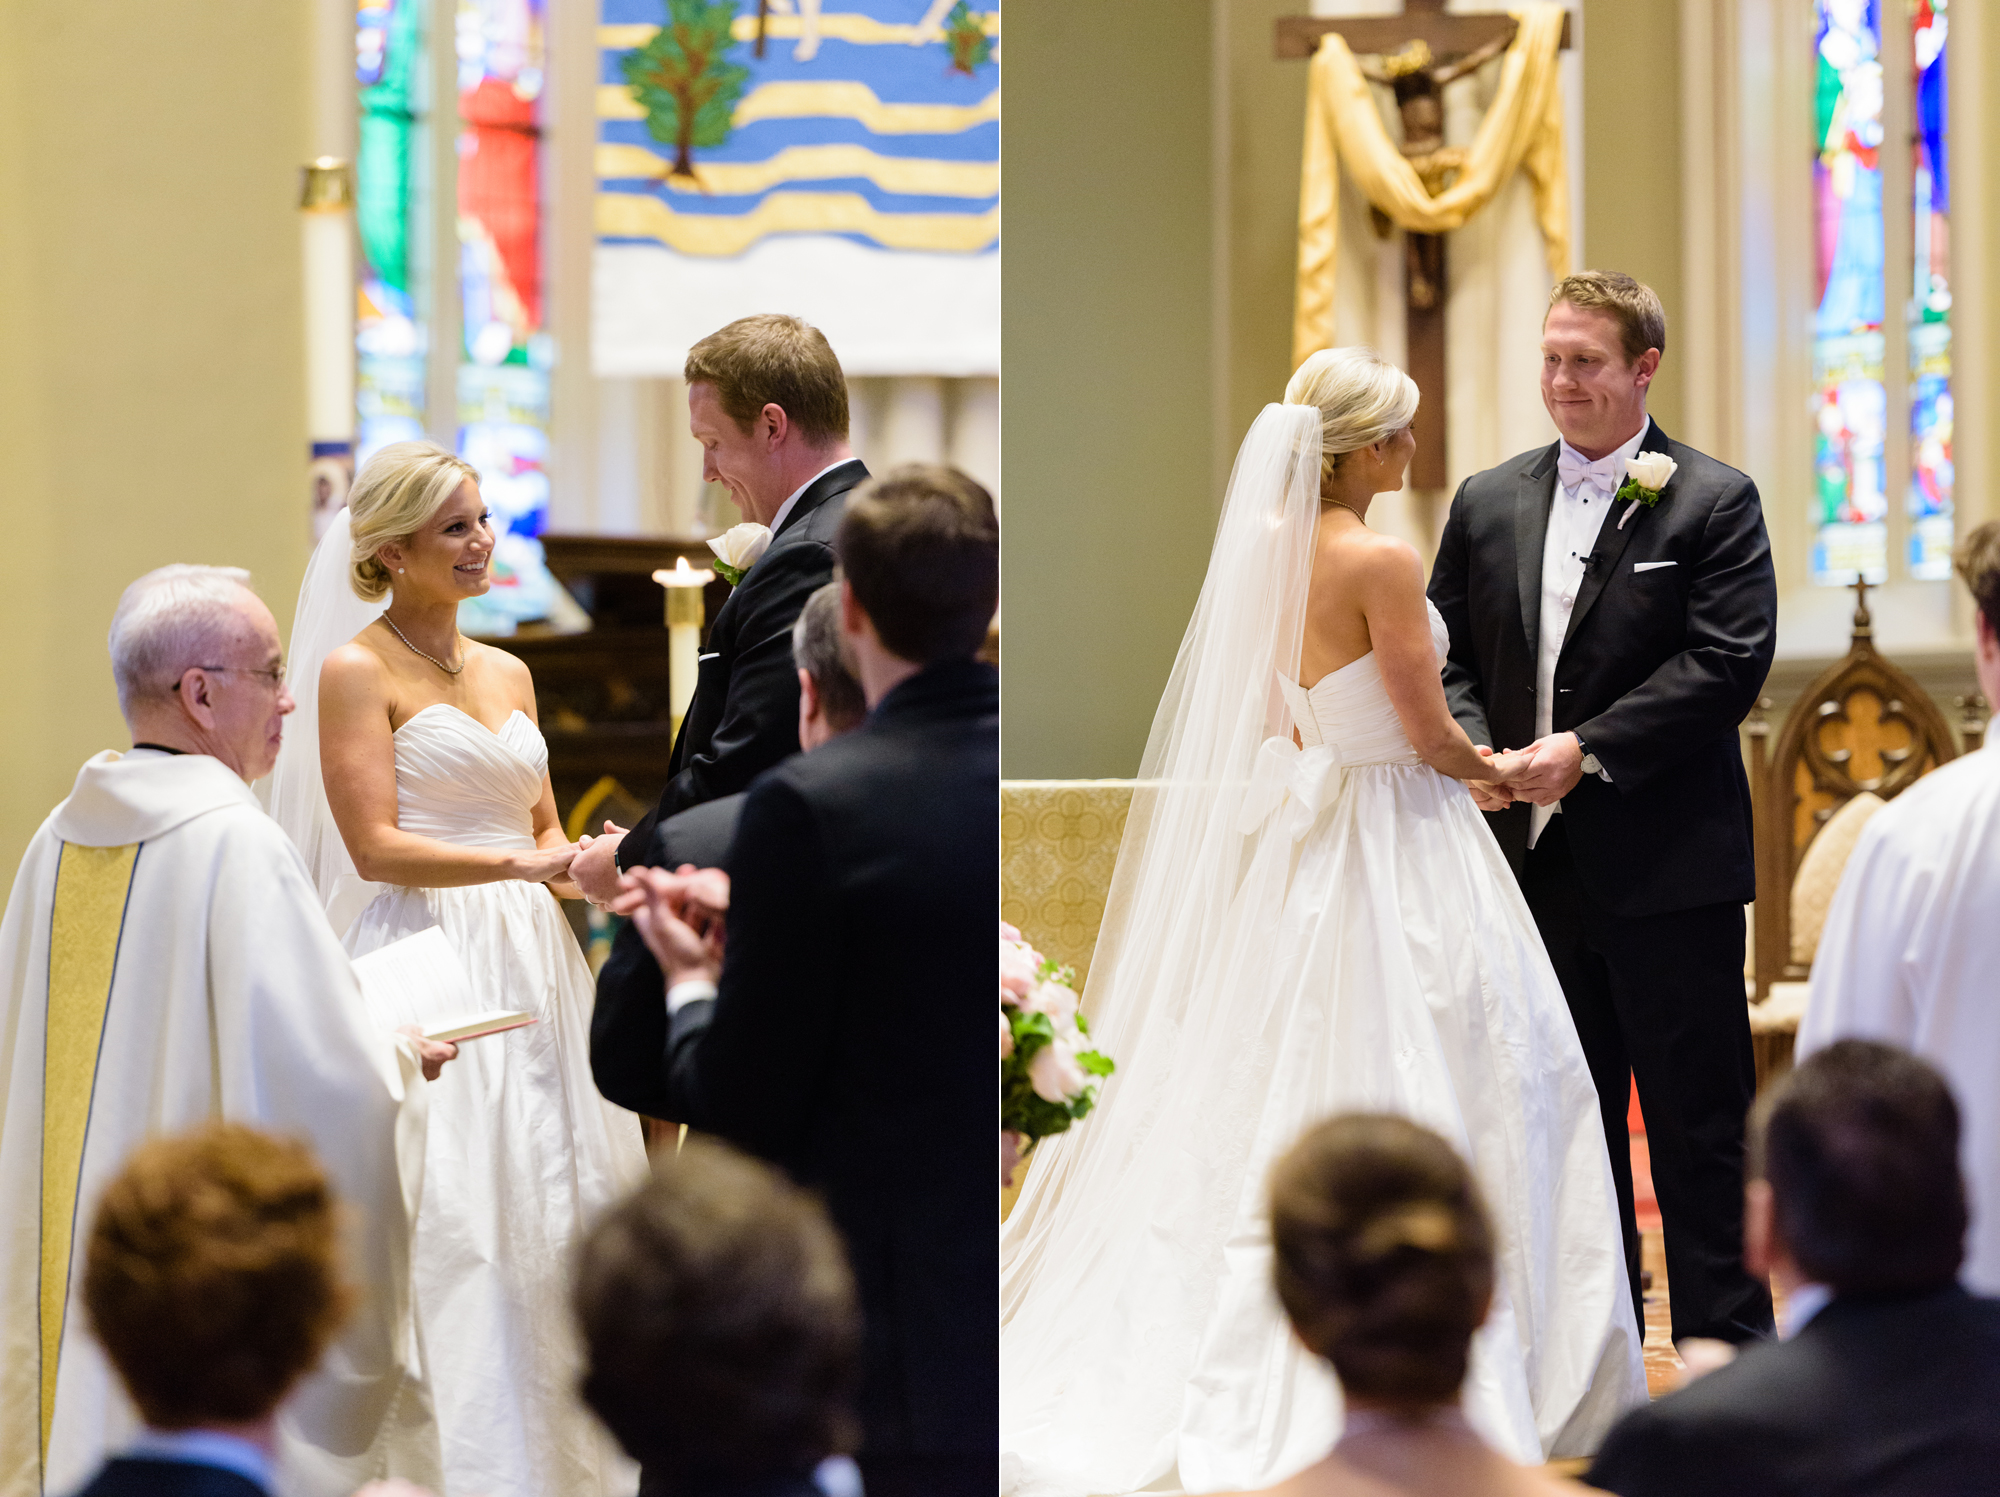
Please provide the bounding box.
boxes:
[1589,1289,2000,1497]
[1659,437,1756,498]
[72,1459,268,1497]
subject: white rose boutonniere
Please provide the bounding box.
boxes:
[1616,451,1679,530]
[706,522,773,586]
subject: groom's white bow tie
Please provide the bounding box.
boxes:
[1557,448,1624,498]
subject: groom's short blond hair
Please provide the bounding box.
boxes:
[685,313,849,446]
[1548,271,1667,364]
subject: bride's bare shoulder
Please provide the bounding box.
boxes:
[319,633,392,700]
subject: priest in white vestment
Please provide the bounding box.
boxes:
[1800,523,2000,1294]
[0,566,455,1497]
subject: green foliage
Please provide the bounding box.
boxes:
[622,0,749,178]
[944,2,994,75]
[711,559,747,587]
[1002,1005,1115,1141]
[1614,476,1664,507]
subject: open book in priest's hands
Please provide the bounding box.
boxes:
[349,926,536,1044]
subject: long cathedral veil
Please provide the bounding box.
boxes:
[266,506,389,935]
[1002,402,1324,1307]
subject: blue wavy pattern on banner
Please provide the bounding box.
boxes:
[598,0,999,252]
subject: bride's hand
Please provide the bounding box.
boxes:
[1464,746,1515,811]
[508,841,580,884]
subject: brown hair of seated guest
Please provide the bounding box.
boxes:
[573,1137,861,1486]
[835,464,999,664]
[683,312,850,446]
[1269,1114,1494,1406]
[83,1123,353,1429]
[1954,519,2000,637]
[1749,1038,1966,1294]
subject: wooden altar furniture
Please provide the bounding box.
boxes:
[480,533,728,835]
[1743,580,1984,1085]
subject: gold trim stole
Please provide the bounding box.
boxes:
[37,841,141,1479]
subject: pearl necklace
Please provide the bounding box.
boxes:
[382,613,466,675]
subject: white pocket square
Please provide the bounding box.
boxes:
[1632,561,1678,572]
[698,651,722,662]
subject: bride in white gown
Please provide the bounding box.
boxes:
[269,442,649,1497]
[1000,350,1645,1497]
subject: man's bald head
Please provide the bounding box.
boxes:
[109,565,265,717]
[110,565,293,780]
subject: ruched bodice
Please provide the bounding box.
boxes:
[1276,599,1449,764]
[393,704,543,850]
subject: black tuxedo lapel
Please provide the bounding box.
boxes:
[774,457,867,540]
[1562,419,1673,650]
[1514,443,1560,660]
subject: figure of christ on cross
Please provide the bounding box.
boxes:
[1278,0,1570,489]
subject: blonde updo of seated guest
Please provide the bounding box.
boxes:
[1218,1114,1586,1497]
[1284,348,1420,491]
[346,441,480,602]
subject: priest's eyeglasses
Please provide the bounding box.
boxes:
[173,664,288,690]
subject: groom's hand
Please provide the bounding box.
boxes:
[570,820,629,906]
[1465,746,1515,812]
[1510,732,1586,806]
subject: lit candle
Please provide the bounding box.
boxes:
[654,556,715,742]
[300,158,355,539]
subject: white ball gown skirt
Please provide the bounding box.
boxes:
[1001,645,1646,1497]
[347,704,650,1497]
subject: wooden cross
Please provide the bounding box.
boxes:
[1278,0,1570,490]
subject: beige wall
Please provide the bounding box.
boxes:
[0,2,310,877]
[1580,0,1682,435]
[1000,0,1218,779]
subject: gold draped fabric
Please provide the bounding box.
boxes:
[1293,4,1572,368]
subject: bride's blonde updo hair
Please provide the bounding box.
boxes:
[1284,347,1419,490]
[1269,1113,1494,1405]
[345,441,480,601]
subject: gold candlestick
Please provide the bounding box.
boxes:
[654,556,715,741]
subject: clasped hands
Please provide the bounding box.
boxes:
[609,863,731,985]
[1464,732,1587,812]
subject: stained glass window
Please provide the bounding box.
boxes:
[1812,0,1888,586]
[455,0,562,634]
[1908,0,1952,580]
[357,0,430,464]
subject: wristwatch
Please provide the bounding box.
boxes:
[1574,732,1603,778]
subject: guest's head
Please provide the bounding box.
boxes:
[792,583,867,750]
[834,464,998,703]
[1542,270,1665,457]
[685,314,854,526]
[109,565,295,781]
[573,1137,861,1489]
[1270,1114,1494,1411]
[84,1123,352,1435]
[1954,520,2000,709]
[1746,1039,1966,1298]
[346,440,490,608]
[1284,347,1419,498]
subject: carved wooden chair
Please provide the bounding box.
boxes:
[1743,580,1986,1084]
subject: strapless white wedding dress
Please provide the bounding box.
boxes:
[345,703,648,1497]
[1001,602,1645,1496]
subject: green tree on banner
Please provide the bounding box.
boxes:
[623,0,749,184]
[943,3,994,75]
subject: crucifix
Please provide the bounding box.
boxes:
[1278,0,1571,490]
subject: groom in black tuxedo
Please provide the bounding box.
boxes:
[569,313,870,901]
[1427,271,1777,1345]
[595,465,999,1497]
